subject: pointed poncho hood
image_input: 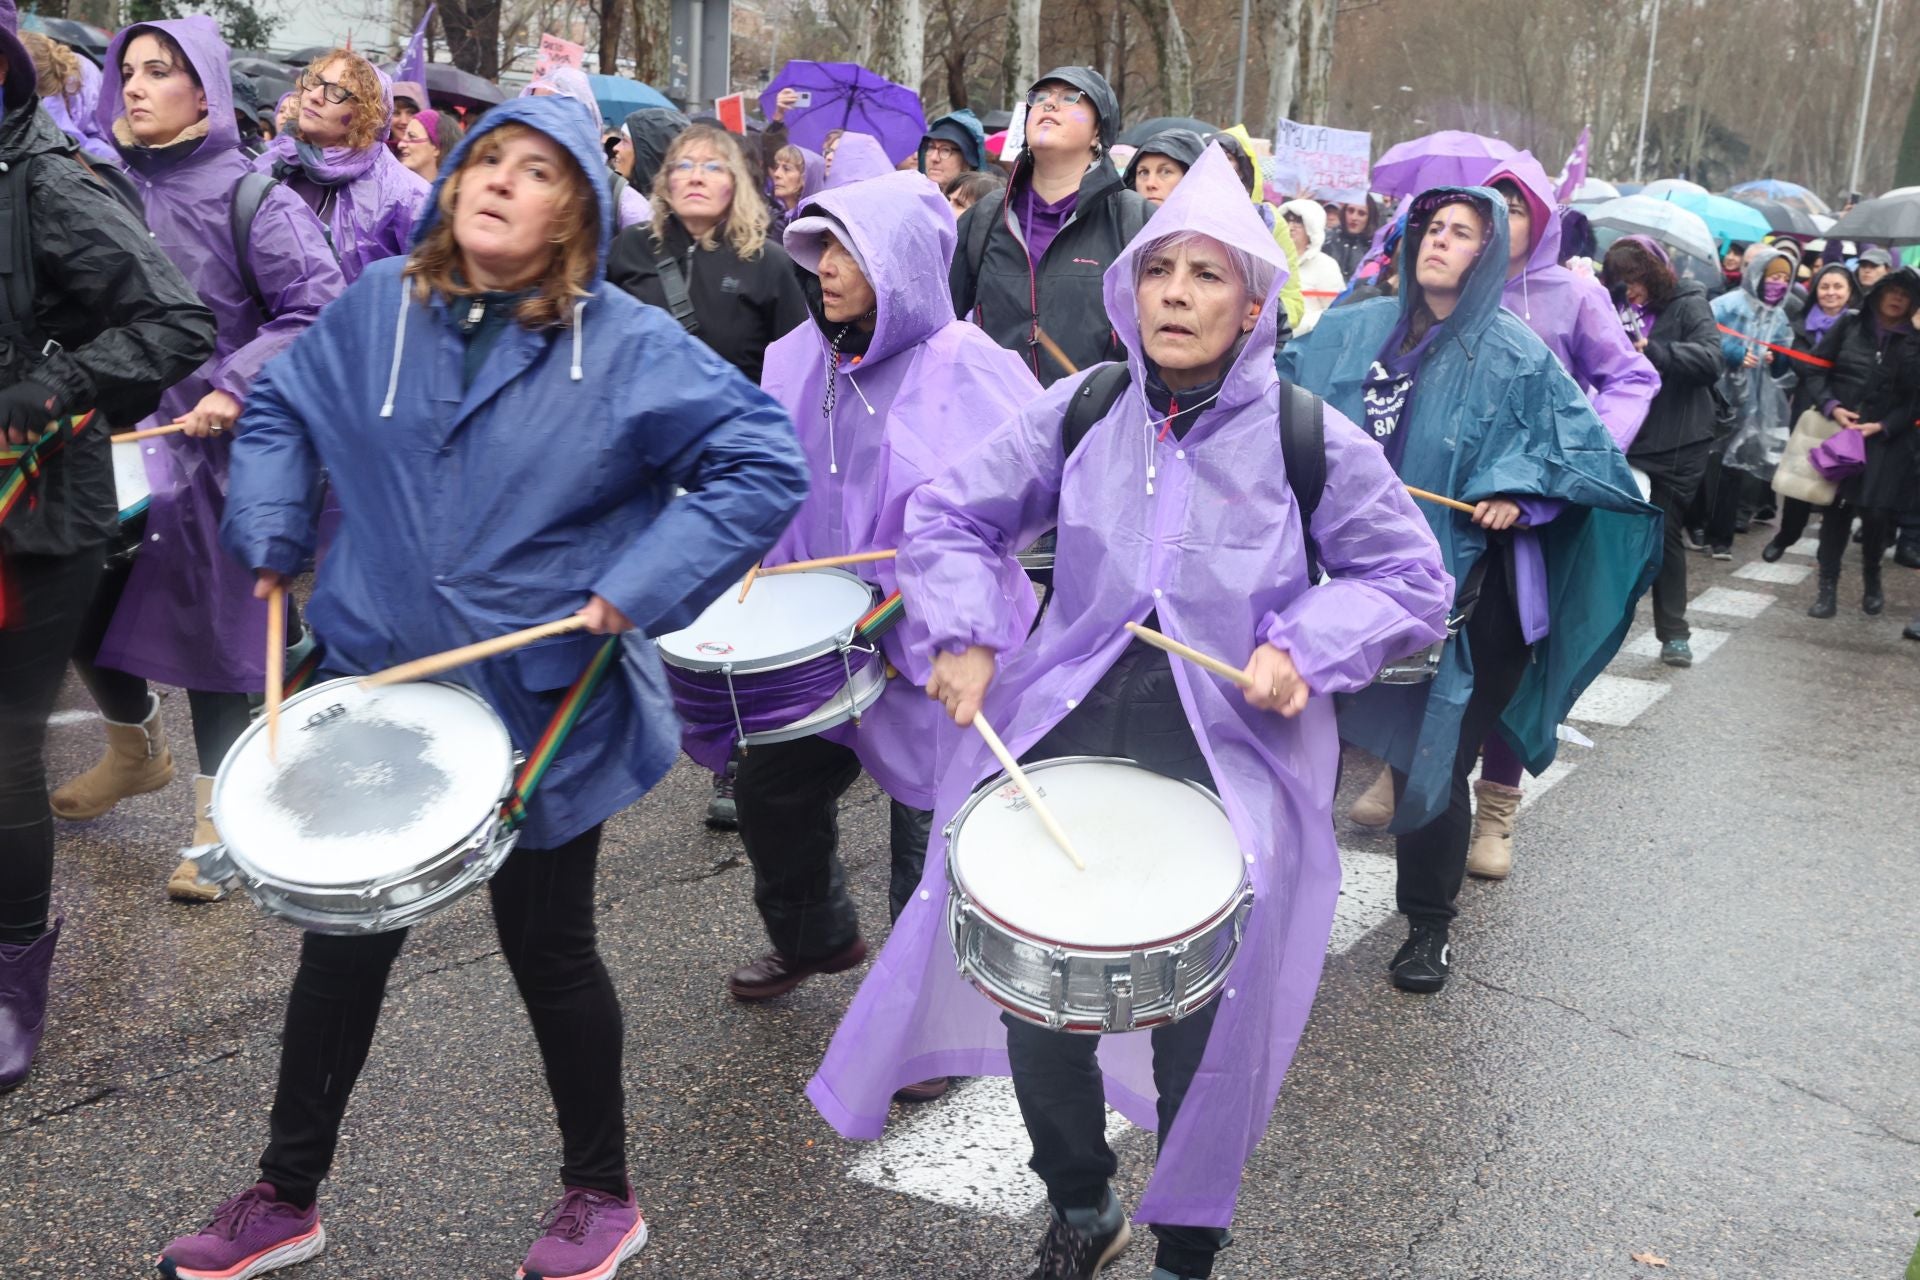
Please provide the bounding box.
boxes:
[784,171,956,366]
[825,131,893,188]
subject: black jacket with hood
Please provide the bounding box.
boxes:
[1802,268,1920,510]
[1119,127,1206,190]
[949,66,1152,386]
[622,107,691,193]
[0,85,216,558]
[1629,277,1723,460]
[1323,199,1377,281]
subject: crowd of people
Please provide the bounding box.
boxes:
[0,9,1912,1280]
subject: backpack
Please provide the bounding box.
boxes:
[228,170,281,315]
[1060,362,1329,577]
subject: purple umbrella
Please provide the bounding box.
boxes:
[759,60,926,165]
[1371,130,1517,199]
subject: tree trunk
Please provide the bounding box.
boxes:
[1265,0,1301,129]
[629,0,671,84]
[1158,0,1193,116]
[439,0,501,79]
[598,0,624,74]
[1003,0,1041,114]
[867,0,925,96]
[1296,0,1333,124]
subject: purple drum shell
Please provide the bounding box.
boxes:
[668,646,881,771]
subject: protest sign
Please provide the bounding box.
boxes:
[1268,118,1372,204]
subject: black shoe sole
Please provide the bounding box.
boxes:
[1390,966,1448,994]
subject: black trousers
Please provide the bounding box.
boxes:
[1773,497,1817,550]
[1686,448,1745,550]
[1395,561,1532,927]
[1637,442,1711,642]
[1005,1000,1228,1277]
[0,549,105,944]
[733,734,930,961]
[1816,498,1889,579]
[258,827,626,1205]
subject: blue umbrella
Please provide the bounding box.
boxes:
[587,74,674,125]
[758,61,926,165]
[1727,179,1830,216]
[1649,188,1772,248]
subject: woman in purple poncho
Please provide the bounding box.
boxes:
[48,17,345,901]
[806,146,1452,1279]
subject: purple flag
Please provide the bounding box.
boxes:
[398,4,434,98]
[1554,125,1591,203]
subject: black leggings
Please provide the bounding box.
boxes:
[1816,499,1889,579]
[0,549,105,944]
[68,549,253,772]
[258,827,626,1205]
[1394,562,1532,927]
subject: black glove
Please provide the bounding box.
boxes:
[0,380,61,445]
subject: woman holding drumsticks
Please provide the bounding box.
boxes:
[154,96,805,1280]
[806,147,1451,1280]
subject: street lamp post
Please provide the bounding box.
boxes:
[1632,0,1662,184]
[1232,0,1251,126]
[1847,0,1888,197]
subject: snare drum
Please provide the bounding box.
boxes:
[945,757,1254,1034]
[656,568,885,770]
[197,678,520,934]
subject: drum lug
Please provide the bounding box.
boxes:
[1105,967,1136,1032]
[1046,949,1070,1031]
[1167,940,1190,1010]
[950,901,979,977]
[186,842,235,886]
[1231,887,1256,943]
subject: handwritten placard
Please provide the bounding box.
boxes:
[1268,117,1371,204]
[533,33,586,79]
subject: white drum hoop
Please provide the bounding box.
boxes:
[655,567,877,675]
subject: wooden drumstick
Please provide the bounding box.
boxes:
[737,563,761,603]
[758,549,898,577]
[1033,328,1080,378]
[1124,621,1255,690]
[359,616,590,688]
[971,712,1086,872]
[109,423,191,444]
[265,585,286,762]
[1404,484,1479,516]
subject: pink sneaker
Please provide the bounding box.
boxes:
[518,1184,648,1280]
[157,1182,325,1279]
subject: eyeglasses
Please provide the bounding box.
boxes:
[300,71,358,105]
[671,159,729,177]
[1025,87,1088,108]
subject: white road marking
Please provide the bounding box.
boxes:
[1782,537,1820,557]
[48,709,98,727]
[1568,674,1670,726]
[1330,846,1398,954]
[1733,561,1813,586]
[1689,586,1776,619]
[1622,627,1732,664]
[1516,759,1577,811]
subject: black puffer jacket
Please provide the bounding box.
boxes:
[1628,278,1722,460]
[950,66,1151,386]
[0,98,216,558]
[621,107,691,192]
[1323,201,1377,280]
[1803,269,1920,510]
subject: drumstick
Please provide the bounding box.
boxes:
[971,712,1086,872]
[1033,328,1080,378]
[109,423,191,444]
[265,585,286,762]
[758,549,898,577]
[359,616,590,688]
[737,563,761,603]
[1124,621,1255,690]
[1404,484,1479,516]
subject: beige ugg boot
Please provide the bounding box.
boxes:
[1465,780,1522,880]
[167,775,227,903]
[49,693,174,821]
[1348,767,1394,827]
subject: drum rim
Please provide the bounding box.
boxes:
[213,676,517,890]
[946,754,1250,950]
[739,657,890,746]
[654,567,878,674]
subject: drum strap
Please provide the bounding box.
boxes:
[501,636,622,830]
[0,412,92,628]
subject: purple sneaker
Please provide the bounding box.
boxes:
[518,1185,648,1280]
[156,1183,325,1279]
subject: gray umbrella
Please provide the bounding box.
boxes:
[1825,192,1920,246]
[1586,195,1718,265]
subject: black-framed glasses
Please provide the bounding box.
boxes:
[300,71,358,105]
[1026,86,1088,108]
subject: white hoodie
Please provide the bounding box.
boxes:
[1278,199,1347,333]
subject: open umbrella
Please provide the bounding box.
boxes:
[585,74,673,124]
[759,61,926,164]
[1728,198,1819,237]
[1117,115,1219,147]
[1727,179,1829,215]
[1587,194,1718,265]
[1640,177,1706,199]
[1826,192,1920,245]
[230,55,293,81]
[1570,177,1620,202]
[1371,130,1516,199]
[378,62,508,113]
[282,46,335,67]
[19,13,111,63]
[1644,188,1771,247]
[980,109,1014,132]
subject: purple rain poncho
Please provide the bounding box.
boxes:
[254,60,429,283]
[90,17,346,692]
[805,147,1453,1226]
[41,51,117,164]
[824,131,893,188]
[757,172,1041,808]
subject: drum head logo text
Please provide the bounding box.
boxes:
[696,641,735,655]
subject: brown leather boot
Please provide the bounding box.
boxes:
[49,693,173,821]
[1465,780,1522,880]
[167,775,227,903]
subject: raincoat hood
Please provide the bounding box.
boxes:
[1121,127,1206,186]
[1479,151,1558,269]
[1396,185,1510,339]
[1028,65,1120,148]
[99,17,236,159]
[785,172,956,366]
[918,108,985,172]
[1858,263,1916,317]
[622,106,689,190]
[414,95,615,280]
[1104,145,1289,418]
[1278,198,1328,256]
[0,0,32,112]
[1740,244,1793,304]
[1805,261,1860,312]
[825,131,892,187]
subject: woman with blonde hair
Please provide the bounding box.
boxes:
[607,122,806,383]
[22,31,117,163]
[155,95,806,1280]
[254,47,428,281]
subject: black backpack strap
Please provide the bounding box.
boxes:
[230,171,280,315]
[0,157,37,347]
[1062,362,1132,456]
[607,171,629,217]
[964,189,1004,305]
[1278,379,1327,579]
[652,241,700,335]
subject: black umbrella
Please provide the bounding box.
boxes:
[1726,195,1819,236]
[252,74,297,111]
[282,46,337,67]
[231,55,293,81]
[1825,192,1920,246]
[379,62,508,112]
[19,13,110,63]
[980,109,1014,132]
[1117,115,1218,147]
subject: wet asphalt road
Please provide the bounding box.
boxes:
[4,532,1918,1280]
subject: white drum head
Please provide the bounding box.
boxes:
[214,679,515,888]
[950,758,1246,948]
[656,568,875,673]
[112,440,151,521]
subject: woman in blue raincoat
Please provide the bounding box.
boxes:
[1278,185,1660,995]
[155,96,806,1280]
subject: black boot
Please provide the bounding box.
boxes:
[1863,561,1885,616]
[1808,575,1839,619]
